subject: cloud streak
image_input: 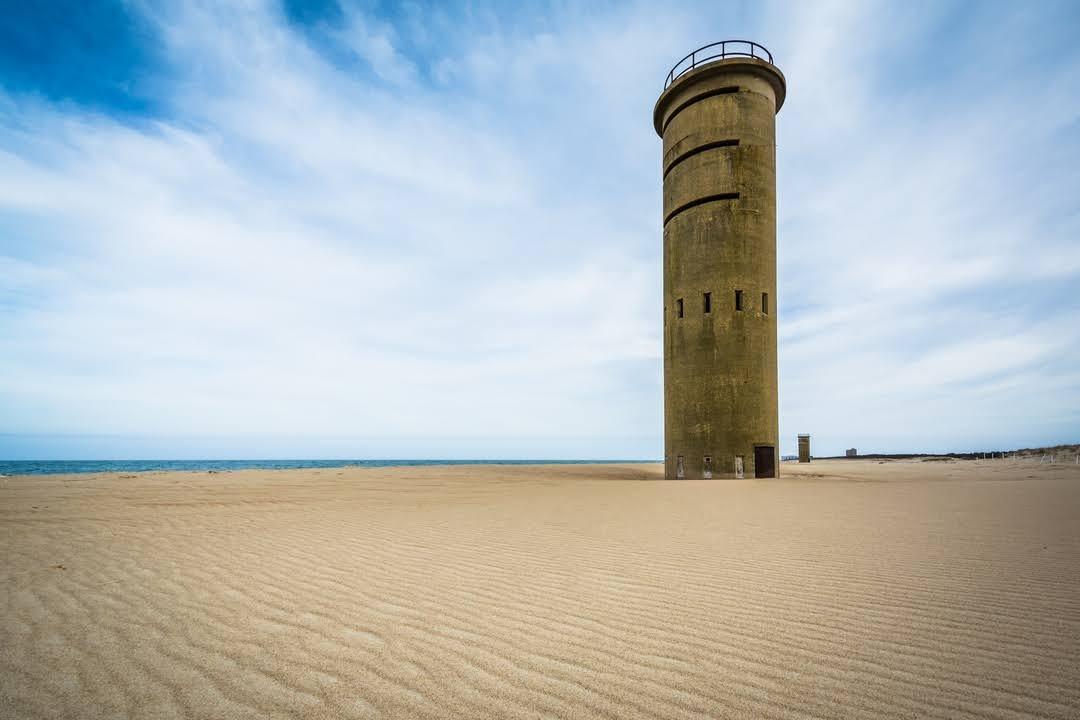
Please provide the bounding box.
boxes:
[0,0,1077,459]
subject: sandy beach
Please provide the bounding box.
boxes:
[2,459,1078,719]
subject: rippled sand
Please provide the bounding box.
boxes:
[2,459,1079,719]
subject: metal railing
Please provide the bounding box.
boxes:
[664,40,774,89]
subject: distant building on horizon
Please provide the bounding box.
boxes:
[655,40,786,480]
[798,434,811,463]
[846,448,858,457]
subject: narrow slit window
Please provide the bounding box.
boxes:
[676,298,684,318]
[703,292,711,314]
[762,292,769,315]
[735,290,743,311]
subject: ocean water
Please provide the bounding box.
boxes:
[0,459,653,476]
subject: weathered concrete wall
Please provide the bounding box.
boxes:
[654,57,785,479]
[799,435,811,463]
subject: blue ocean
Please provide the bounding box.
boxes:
[0,459,652,476]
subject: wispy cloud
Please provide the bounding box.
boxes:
[771,0,1080,453]
[0,0,1077,458]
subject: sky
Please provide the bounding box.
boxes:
[1,0,1078,460]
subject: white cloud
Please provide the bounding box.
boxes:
[0,0,1077,458]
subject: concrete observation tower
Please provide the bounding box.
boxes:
[654,40,786,479]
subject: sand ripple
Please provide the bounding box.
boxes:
[2,460,1079,718]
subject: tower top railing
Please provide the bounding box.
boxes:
[664,40,775,90]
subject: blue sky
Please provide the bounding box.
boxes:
[1,0,1078,460]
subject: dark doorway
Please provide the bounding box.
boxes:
[754,446,775,478]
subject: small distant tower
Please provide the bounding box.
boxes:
[798,434,811,463]
[654,41,786,479]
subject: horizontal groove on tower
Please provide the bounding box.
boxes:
[663,193,740,226]
[663,139,740,178]
[661,86,739,134]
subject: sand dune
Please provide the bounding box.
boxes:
[2,459,1079,719]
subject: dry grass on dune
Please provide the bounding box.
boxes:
[2,460,1079,719]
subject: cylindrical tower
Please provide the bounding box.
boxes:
[654,41,785,479]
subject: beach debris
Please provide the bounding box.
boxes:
[51,564,65,570]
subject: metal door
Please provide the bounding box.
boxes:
[754,446,775,478]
